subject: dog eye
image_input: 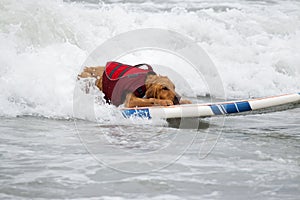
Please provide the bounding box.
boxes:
[162,87,169,91]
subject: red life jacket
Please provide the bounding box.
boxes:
[102,61,156,106]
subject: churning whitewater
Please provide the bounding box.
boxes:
[0,0,299,118]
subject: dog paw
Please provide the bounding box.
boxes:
[78,72,92,78]
[179,99,192,104]
[154,99,174,106]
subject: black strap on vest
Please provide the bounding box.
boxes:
[109,63,153,79]
[108,63,123,78]
[133,63,153,71]
[118,66,132,78]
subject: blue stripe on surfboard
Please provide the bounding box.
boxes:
[210,101,252,115]
[219,105,227,114]
[122,108,151,119]
[210,105,223,115]
[223,103,238,113]
[236,101,252,112]
[210,103,237,114]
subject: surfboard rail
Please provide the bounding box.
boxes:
[120,92,300,119]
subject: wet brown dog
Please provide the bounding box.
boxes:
[78,65,191,108]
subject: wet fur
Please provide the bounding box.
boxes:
[78,66,191,108]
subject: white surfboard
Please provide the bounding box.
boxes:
[120,92,300,119]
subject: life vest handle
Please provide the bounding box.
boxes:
[133,63,153,71]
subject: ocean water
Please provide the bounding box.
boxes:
[0,0,300,199]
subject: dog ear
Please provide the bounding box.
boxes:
[145,84,154,98]
[145,84,160,98]
[145,75,158,98]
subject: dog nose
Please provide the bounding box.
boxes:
[173,93,181,105]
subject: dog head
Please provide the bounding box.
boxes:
[145,75,180,104]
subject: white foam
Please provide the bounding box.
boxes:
[0,0,299,118]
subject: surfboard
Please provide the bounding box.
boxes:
[120,92,300,119]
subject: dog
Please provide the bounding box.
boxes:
[78,61,191,108]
